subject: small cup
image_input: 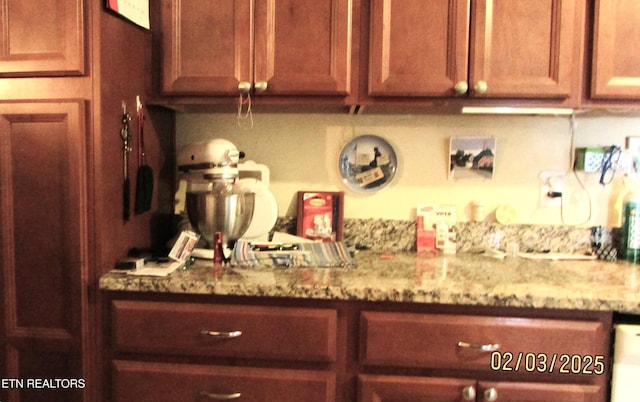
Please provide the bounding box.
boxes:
[506,242,519,258]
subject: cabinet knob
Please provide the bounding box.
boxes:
[237,81,252,93]
[474,80,488,94]
[454,81,469,95]
[461,385,476,401]
[254,80,268,93]
[484,387,498,402]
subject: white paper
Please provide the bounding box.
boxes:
[126,260,184,277]
[109,0,150,29]
[270,231,314,243]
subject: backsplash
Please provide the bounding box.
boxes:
[177,112,640,228]
[274,217,613,255]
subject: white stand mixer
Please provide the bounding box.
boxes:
[175,139,277,260]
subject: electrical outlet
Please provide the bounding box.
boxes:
[539,171,565,208]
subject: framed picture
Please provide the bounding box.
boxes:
[105,0,150,29]
[449,137,496,180]
[297,191,344,242]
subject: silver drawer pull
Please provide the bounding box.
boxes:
[457,341,500,352]
[199,391,241,400]
[200,330,243,338]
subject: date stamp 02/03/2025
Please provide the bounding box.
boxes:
[490,351,606,375]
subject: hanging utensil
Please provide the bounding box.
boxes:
[134,95,153,214]
[120,101,132,221]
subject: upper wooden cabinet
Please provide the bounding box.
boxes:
[160,0,353,97]
[367,0,470,98]
[0,0,85,76]
[159,0,251,95]
[590,0,640,100]
[365,0,582,101]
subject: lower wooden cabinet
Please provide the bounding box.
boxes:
[106,300,340,401]
[359,311,609,402]
[103,296,611,402]
[359,375,602,402]
[113,360,335,402]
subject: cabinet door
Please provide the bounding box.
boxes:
[254,0,352,96]
[591,0,640,99]
[367,0,470,97]
[0,101,87,402]
[479,381,602,402]
[359,375,476,402]
[469,0,580,99]
[160,0,252,95]
[0,0,85,76]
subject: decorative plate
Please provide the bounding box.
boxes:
[338,134,398,193]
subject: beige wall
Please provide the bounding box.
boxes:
[177,111,640,227]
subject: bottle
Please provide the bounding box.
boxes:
[213,231,224,266]
[435,221,448,251]
[620,188,640,263]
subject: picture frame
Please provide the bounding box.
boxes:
[449,137,496,180]
[296,191,344,241]
[105,0,150,29]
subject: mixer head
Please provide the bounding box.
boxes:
[177,138,243,180]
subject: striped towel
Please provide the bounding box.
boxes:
[231,240,354,268]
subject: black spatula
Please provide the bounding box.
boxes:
[134,96,153,214]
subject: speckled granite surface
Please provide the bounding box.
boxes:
[100,252,640,314]
[275,218,605,254]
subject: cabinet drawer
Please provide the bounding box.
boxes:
[359,374,475,402]
[360,312,607,374]
[358,375,602,402]
[111,301,337,362]
[112,360,335,402]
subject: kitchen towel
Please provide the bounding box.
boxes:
[231,240,354,268]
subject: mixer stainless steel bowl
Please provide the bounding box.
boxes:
[186,181,255,248]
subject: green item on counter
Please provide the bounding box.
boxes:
[620,188,640,263]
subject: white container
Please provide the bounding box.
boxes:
[611,324,640,401]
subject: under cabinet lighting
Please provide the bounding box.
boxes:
[462,106,574,115]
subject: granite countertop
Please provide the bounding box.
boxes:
[99,252,640,314]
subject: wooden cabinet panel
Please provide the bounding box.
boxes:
[469,0,579,99]
[159,0,352,96]
[254,0,352,96]
[360,312,607,375]
[359,374,475,402]
[112,300,337,362]
[0,101,86,400]
[112,360,335,402]
[591,0,640,99]
[368,0,470,97]
[365,0,582,101]
[0,0,85,76]
[160,0,252,95]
